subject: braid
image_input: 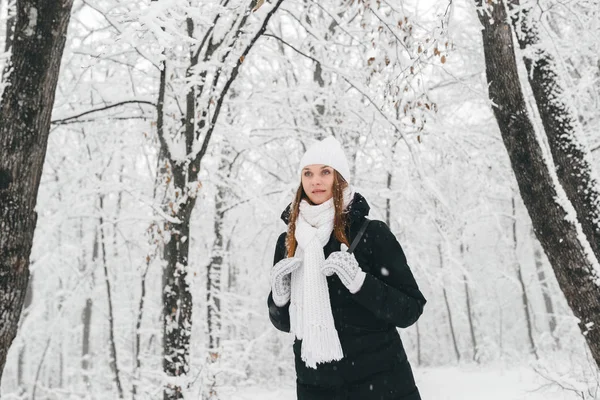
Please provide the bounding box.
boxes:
[286,186,304,257]
[332,173,350,247]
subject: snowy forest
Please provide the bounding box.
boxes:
[1,0,600,399]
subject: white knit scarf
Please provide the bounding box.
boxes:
[290,186,354,369]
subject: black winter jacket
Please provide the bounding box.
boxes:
[267,192,427,400]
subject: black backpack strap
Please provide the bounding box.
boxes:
[347,218,370,254]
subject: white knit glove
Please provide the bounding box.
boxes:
[271,257,302,306]
[321,244,366,294]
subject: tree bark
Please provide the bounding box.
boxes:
[509,0,600,263]
[531,227,558,346]
[461,244,478,363]
[99,195,124,398]
[476,0,600,369]
[438,243,460,362]
[162,188,195,400]
[17,273,33,393]
[3,0,15,53]
[512,197,538,359]
[463,274,478,362]
[386,171,392,227]
[81,297,93,385]
[81,221,95,390]
[133,259,150,400]
[0,0,74,380]
[207,148,231,355]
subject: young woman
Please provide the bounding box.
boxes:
[267,136,427,400]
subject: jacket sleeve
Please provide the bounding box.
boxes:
[351,220,426,328]
[267,232,291,332]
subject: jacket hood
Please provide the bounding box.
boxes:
[280,192,370,225]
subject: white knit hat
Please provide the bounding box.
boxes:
[298,136,351,182]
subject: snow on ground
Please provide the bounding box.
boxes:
[221,365,584,399]
[415,365,580,400]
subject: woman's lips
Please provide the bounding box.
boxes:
[313,190,325,194]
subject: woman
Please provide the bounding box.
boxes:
[267,136,427,400]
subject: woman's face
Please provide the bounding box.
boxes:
[301,164,335,205]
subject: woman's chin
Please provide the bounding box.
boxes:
[308,193,332,205]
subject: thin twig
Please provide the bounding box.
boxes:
[51,100,156,125]
[195,0,287,168]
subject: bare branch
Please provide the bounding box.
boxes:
[195,0,287,169]
[51,100,156,125]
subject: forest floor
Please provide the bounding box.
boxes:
[222,364,587,399]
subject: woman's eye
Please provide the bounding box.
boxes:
[304,171,312,177]
[322,170,331,175]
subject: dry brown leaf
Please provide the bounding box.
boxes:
[252,0,265,12]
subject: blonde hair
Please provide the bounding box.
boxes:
[285,171,350,257]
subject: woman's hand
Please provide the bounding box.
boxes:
[271,257,302,306]
[321,244,366,294]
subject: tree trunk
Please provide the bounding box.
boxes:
[207,148,231,355]
[162,192,195,400]
[531,227,558,346]
[205,155,226,400]
[439,243,460,362]
[17,273,33,393]
[3,0,15,53]
[159,16,197,398]
[81,297,93,386]
[512,197,538,359]
[463,275,478,362]
[461,244,478,363]
[153,3,286,397]
[476,0,600,369]
[81,221,95,390]
[160,45,197,398]
[137,141,167,400]
[99,195,124,398]
[133,259,150,400]
[386,171,392,227]
[509,0,600,263]
[0,0,74,380]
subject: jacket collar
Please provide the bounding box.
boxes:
[280,192,370,225]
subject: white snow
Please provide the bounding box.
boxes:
[23,7,37,37]
[219,365,584,399]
